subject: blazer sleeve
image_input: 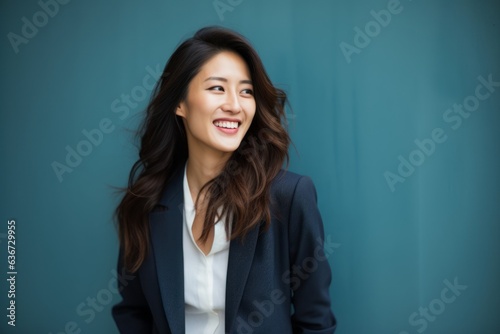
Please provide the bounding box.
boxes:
[287,176,337,334]
[111,249,153,333]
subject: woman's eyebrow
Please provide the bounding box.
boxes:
[204,76,253,84]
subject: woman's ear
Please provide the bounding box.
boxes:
[176,103,185,118]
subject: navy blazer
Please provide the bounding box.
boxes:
[112,168,336,333]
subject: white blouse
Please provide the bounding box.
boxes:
[182,165,230,334]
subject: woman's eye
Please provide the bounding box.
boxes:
[208,86,224,92]
[241,89,254,95]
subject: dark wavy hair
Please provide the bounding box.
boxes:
[116,26,290,272]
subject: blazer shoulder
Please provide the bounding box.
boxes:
[271,169,316,196]
[270,169,317,217]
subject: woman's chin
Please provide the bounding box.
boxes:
[212,139,244,153]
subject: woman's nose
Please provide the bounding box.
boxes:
[221,92,242,113]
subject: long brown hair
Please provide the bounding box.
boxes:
[116,26,290,272]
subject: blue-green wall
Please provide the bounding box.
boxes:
[1,0,499,333]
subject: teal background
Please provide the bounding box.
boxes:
[1,0,499,333]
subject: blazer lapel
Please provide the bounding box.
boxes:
[225,224,261,331]
[149,167,185,334]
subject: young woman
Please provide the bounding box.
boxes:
[112,26,336,334]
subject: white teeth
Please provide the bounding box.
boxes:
[214,121,239,129]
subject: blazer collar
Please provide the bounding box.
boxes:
[149,167,260,334]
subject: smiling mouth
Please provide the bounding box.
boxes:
[213,121,240,129]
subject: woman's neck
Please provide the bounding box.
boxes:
[185,152,230,205]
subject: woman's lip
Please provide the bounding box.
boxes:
[213,118,242,123]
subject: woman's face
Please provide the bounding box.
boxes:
[176,51,256,161]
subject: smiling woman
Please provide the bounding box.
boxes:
[112,26,336,333]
